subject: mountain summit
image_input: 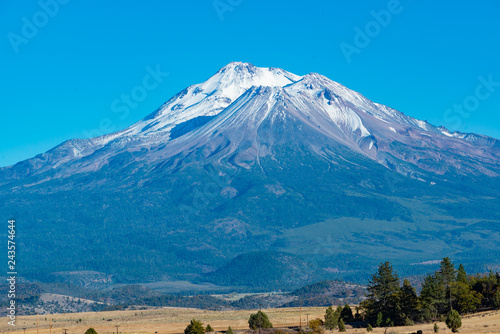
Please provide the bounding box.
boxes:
[1,63,499,288]
[2,62,499,181]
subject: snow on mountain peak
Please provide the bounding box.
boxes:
[118,62,302,139]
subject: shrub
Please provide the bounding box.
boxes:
[226,326,234,334]
[184,319,205,334]
[403,317,414,326]
[445,310,462,333]
[366,324,373,332]
[434,323,439,333]
[205,324,214,332]
[248,310,273,330]
[375,312,383,327]
[339,319,346,332]
[309,318,324,334]
[84,329,98,334]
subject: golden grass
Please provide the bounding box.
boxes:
[2,307,500,334]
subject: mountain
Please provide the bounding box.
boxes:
[1,62,499,290]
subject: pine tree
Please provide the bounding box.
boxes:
[421,273,446,317]
[457,264,468,284]
[226,326,234,334]
[325,305,339,330]
[366,262,400,321]
[338,319,346,332]
[439,257,456,286]
[340,304,354,323]
[366,324,373,332]
[205,324,214,332]
[438,257,456,312]
[397,278,419,323]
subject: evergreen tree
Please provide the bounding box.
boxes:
[226,326,234,334]
[205,324,214,332]
[434,323,439,333]
[445,310,462,333]
[470,271,498,308]
[493,288,500,309]
[184,319,205,334]
[366,262,400,321]
[340,304,354,323]
[366,324,373,332]
[452,282,482,314]
[438,257,456,286]
[338,319,346,332]
[420,273,446,317]
[397,278,419,323]
[457,264,468,284]
[324,305,339,330]
[85,329,98,334]
[248,310,273,330]
[438,257,456,312]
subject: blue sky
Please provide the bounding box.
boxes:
[1,0,499,167]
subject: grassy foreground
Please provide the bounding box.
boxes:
[2,307,500,334]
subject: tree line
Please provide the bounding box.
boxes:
[360,258,500,326]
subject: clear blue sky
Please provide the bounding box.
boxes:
[1,0,499,167]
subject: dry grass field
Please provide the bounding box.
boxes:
[2,307,499,334]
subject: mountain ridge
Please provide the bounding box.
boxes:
[1,62,499,288]
[2,62,499,184]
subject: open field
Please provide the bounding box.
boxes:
[2,307,500,334]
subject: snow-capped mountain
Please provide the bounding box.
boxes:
[1,63,499,287]
[2,62,499,182]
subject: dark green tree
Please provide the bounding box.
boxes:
[438,257,456,287]
[434,323,439,333]
[396,278,419,324]
[338,318,346,332]
[184,319,205,334]
[469,272,497,308]
[85,329,98,334]
[365,262,400,321]
[340,304,354,323]
[445,310,462,333]
[205,324,214,332]
[438,257,456,312]
[248,310,273,330]
[493,288,500,308]
[324,305,339,330]
[420,273,446,318]
[366,324,373,332]
[226,326,234,334]
[457,264,468,284]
